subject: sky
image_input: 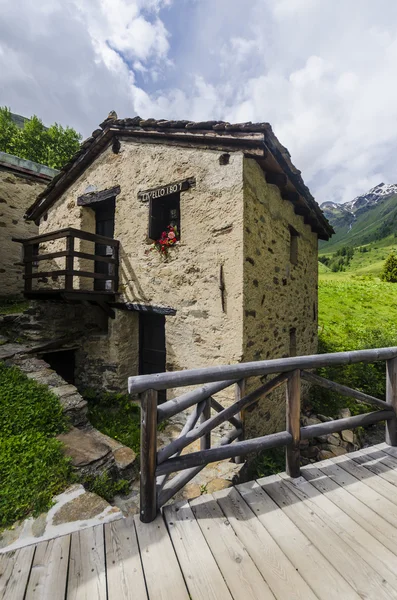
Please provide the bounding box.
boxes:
[1,0,397,205]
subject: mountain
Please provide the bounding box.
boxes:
[319,183,397,252]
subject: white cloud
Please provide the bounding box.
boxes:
[1,0,397,206]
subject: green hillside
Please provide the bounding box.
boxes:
[320,193,397,254]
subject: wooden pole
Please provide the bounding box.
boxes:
[200,399,211,450]
[386,357,397,446]
[140,388,158,523]
[23,244,33,294]
[65,235,74,291]
[286,369,301,478]
[234,379,245,464]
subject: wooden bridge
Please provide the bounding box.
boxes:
[3,347,397,598]
[4,445,397,599]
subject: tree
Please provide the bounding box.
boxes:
[0,107,18,154]
[0,106,82,169]
[381,252,397,282]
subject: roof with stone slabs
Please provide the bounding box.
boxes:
[25,115,334,240]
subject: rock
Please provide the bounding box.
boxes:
[299,439,310,448]
[301,416,321,427]
[57,427,117,478]
[338,408,351,419]
[301,445,320,459]
[326,433,341,446]
[318,450,335,460]
[323,445,347,457]
[52,491,111,525]
[113,447,139,480]
[341,429,354,444]
[317,414,333,422]
[206,479,232,493]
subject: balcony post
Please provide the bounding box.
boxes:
[65,235,74,291]
[23,244,33,294]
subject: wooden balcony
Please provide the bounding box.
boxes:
[14,228,119,315]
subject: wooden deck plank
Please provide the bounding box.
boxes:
[134,513,189,600]
[164,501,233,600]
[105,518,148,600]
[67,525,107,600]
[350,447,397,487]
[25,536,70,600]
[318,458,397,526]
[0,546,35,600]
[213,487,318,600]
[301,462,397,554]
[190,494,275,600]
[332,452,397,506]
[283,470,397,589]
[259,474,396,600]
[237,480,360,600]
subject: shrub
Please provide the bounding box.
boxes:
[381,252,397,282]
[0,433,72,527]
[0,363,72,528]
[82,472,130,502]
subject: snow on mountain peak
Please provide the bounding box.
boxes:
[343,182,397,212]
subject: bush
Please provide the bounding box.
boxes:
[83,472,130,502]
[381,252,397,282]
[0,433,72,527]
[0,363,72,527]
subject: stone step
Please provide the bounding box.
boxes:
[57,426,138,482]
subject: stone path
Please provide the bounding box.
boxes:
[0,484,122,554]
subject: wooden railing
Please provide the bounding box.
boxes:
[128,347,397,522]
[14,227,119,295]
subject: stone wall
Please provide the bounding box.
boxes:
[242,159,319,438]
[0,170,42,297]
[38,140,246,400]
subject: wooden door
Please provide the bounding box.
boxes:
[139,314,166,403]
[94,199,115,291]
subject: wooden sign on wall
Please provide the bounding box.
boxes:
[138,177,195,202]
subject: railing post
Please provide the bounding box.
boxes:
[140,388,158,523]
[286,369,301,478]
[200,399,211,450]
[386,357,397,446]
[23,244,33,293]
[65,234,74,291]
[233,379,245,464]
[113,242,119,293]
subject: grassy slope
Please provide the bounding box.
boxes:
[320,193,397,254]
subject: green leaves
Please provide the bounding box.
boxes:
[0,106,82,169]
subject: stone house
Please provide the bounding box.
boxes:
[0,152,58,298]
[20,116,332,435]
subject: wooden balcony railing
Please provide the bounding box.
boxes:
[128,347,397,522]
[14,227,119,296]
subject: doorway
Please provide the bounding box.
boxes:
[93,198,115,291]
[139,313,166,403]
[42,349,76,385]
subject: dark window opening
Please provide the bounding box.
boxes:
[289,226,299,265]
[149,193,180,241]
[289,328,297,357]
[93,198,116,291]
[32,243,40,268]
[42,349,76,385]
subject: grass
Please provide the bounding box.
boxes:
[0,363,72,528]
[0,297,29,315]
[85,391,141,454]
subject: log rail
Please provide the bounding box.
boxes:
[13,227,119,295]
[128,347,397,523]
